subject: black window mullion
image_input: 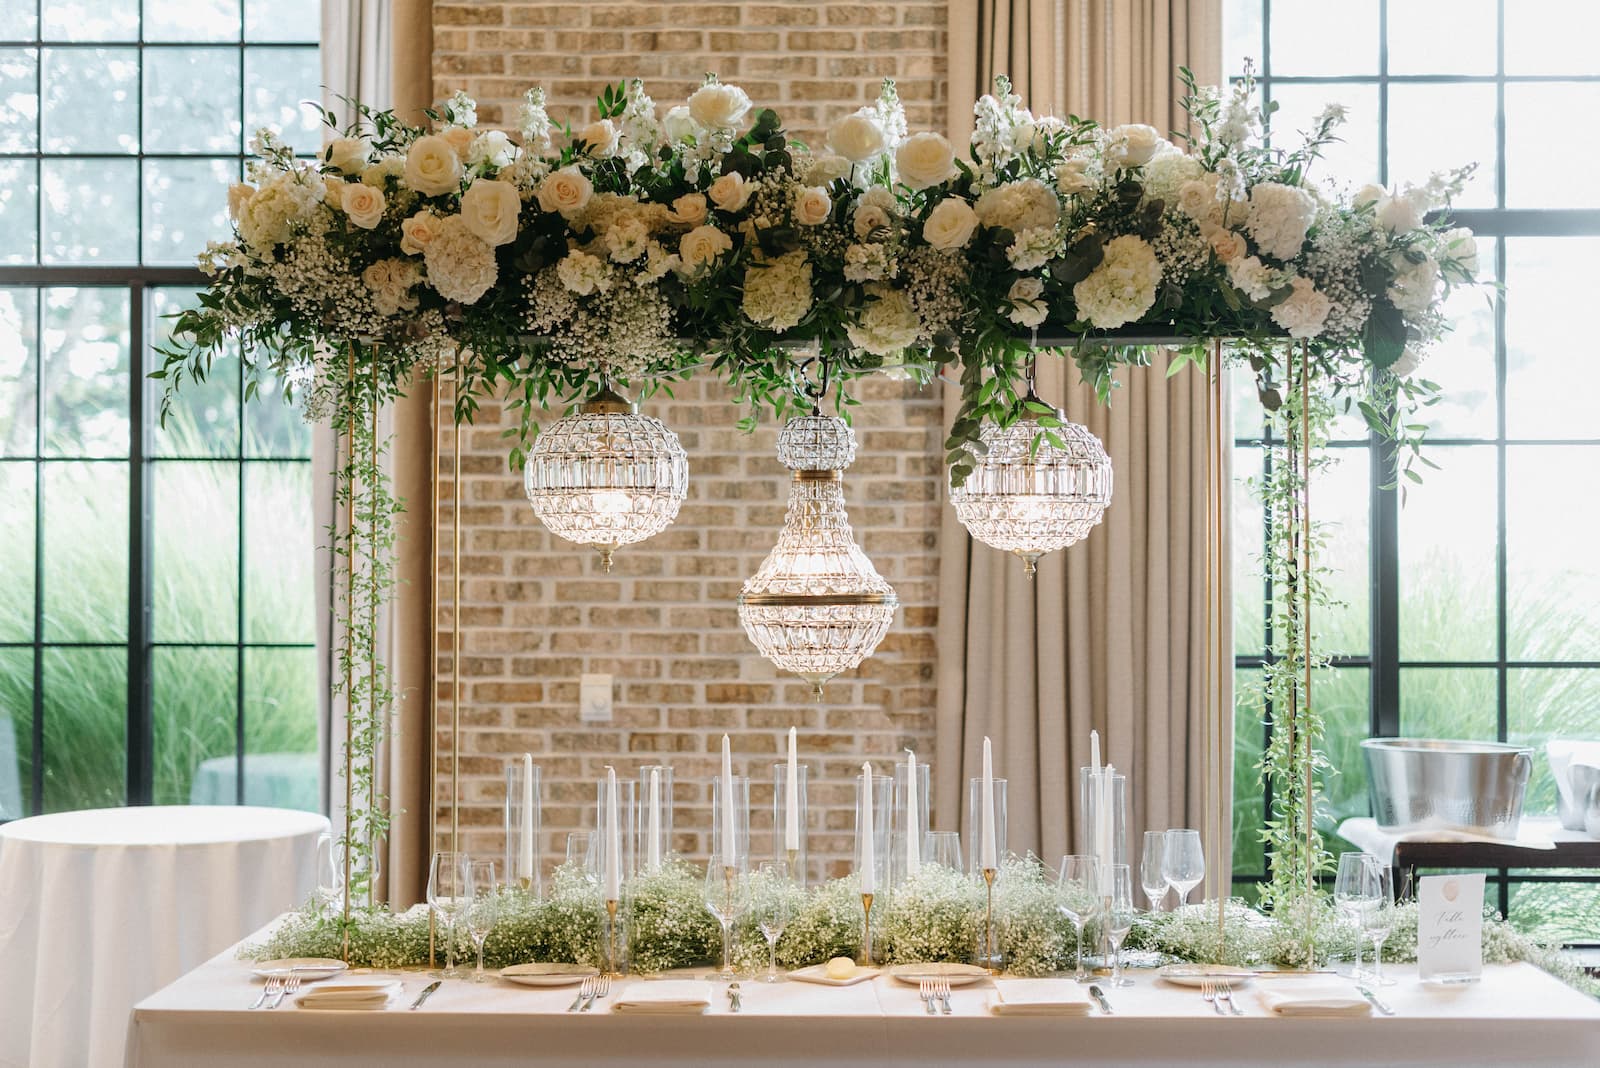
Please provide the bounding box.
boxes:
[235,335,246,805]
[30,282,43,815]
[128,281,151,806]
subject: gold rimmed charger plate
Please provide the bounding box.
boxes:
[499,962,600,987]
[886,963,990,987]
[1156,964,1255,988]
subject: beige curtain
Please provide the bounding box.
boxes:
[938,0,1233,898]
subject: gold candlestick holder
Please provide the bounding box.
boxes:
[786,848,800,879]
[860,892,875,966]
[604,897,621,978]
[981,866,999,974]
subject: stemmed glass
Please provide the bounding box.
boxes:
[1055,854,1100,984]
[1139,831,1167,912]
[753,860,791,983]
[1334,852,1377,979]
[1162,829,1205,908]
[427,851,473,979]
[313,832,343,917]
[466,859,499,983]
[703,849,748,981]
[924,831,963,871]
[1361,859,1397,987]
[1105,863,1136,987]
[565,832,596,877]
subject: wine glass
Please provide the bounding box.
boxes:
[1334,852,1377,978]
[313,832,342,917]
[1055,854,1100,984]
[753,860,791,983]
[1139,831,1167,912]
[924,830,963,872]
[465,859,499,983]
[1361,859,1397,987]
[703,849,747,981]
[1161,829,1205,907]
[1105,863,1136,987]
[427,851,473,979]
[565,831,596,877]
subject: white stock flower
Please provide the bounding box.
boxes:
[1105,124,1163,169]
[843,242,893,282]
[688,82,752,130]
[400,210,442,255]
[895,132,955,190]
[1386,253,1440,315]
[707,171,753,213]
[741,250,814,331]
[678,224,732,275]
[227,182,254,221]
[922,198,978,250]
[671,192,708,226]
[1006,276,1048,328]
[974,178,1060,233]
[793,187,832,226]
[460,178,520,246]
[1054,158,1093,196]
[1006,226,1062,271]
[405,134,465,196]
[361,257,422,316]
[467,130,516,169]
[536,167,594,218]
[805,153,852,186]
[662,105,697,142]
[605,215,650,263]
[1270,275,1333,338]
[1227,255,1278,301]
[1072,234,1161,329]
[324,137,370,176]
[827,113,887,163]
[556,249,611,296]
[1244,182,1315,260]
[846,283,920,356]
[423,214,498,304]
[339,181,386,229]
[578,119,620,158]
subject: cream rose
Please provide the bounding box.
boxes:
[793,187,832,226]
[678,224,732,275]
[662,105,697,143]
[227,182,254,221]
[828,113,887,164]
[339,181,386,229]
[805,153,852,186]
[400,211,442,255]
[536,167,594,219]
[895,132,954,191]
[688,82,752,131]
[441,126,473,160]
[1105,123,1163,169]
[1055,159,1093,196]
[578,119,620,158]
[1208,228,1247,264]
[853,204,890,240]
[671,192,708,226]
[323,137,369,176]
[459,178,519,247]
[922,198,978,250]
[404,134,464,196]
[707,171,753,213]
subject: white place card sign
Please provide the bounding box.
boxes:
[1416,873,1485,982]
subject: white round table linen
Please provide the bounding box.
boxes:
[0,805,328,1068]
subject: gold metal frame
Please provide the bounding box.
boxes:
[1206,340,1228,943]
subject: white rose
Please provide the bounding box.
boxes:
[1006,276,1049,328]
[323,137,370,176]
[400,210,442,255]
[1443,227,1479,276]
[853,204,890,240]
[678,224,732,274]
[1354,183,1387,210]
[707,171,753,213]
[1270,275,1333,338]
[1106,124,1163,169]
[459,178,519,246]
[1208,228,1247,264]
[662,105,697,142]
[805,153,852,186]
[578,119,620,158]
[227,182,255,221]
[828,113,887,164]
[793,187,832,226]
[1228,255,1279,302]
[440,126,473,160]
[536,167,593,218]
[404,134,464,196]
[688,82,753,130]
[467,130,516,170]
[338,181,386,229]
[1177,177,1221,223]
[670,192,708,226]
[922,198,978,250]
[1055,158,1093,196]
[895,132,954,191]
[1378,193,1422,233]
[1386,253,1440,314]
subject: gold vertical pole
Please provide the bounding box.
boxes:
[367,346,379,910]
[428,373,440,969]
[341,344,355,961]
[1300,340,1314,895]
[451,353,462,859]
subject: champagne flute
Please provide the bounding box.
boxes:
[427,851,473,979]
[1334,852,1376,979]
[1055,854,1100,984]
[466,859,499,983]
[1161,829,1205,908]
[703,849,747,981]
[1361,859,1397,987]
[1106,863,1136,987]
[1139,831,1167,912]
[753,860,791,983]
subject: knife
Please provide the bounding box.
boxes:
[409,980,443,1011]
[1357,985,1395,1016]
[728,981,743,1013]
[1088,984,1114,1015]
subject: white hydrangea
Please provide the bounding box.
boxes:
[1244,182,1315,260]
[1072,234,1162,329]
[843,242,895,282]
[1141,148,1204,207]
[556,250,612,296]
[422,214,498,304]
[846,283,920,356]
[236,170,323,250]
[741,251,813,332]
[1270,275,1333,338]
[973,178,1060,233]
[1006,226,1062,271]
[1386,253,1440,315]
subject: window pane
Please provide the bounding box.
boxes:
[1507,445,1600,661]
[1400,667,1497,740]
[150,288,239,457]
[1268,0,1378,75]
[245,0,319,43]
[41,286,128,457]
[42,645,126,812]
[1505,0,1600,76]
[1232,446,1264,656]
[0,159,38,264]
[151,460,238,643]
[1412,238,1496,440]
[42,460,127,641]
[0,647,29,819]
[0,4,37,39]
[244,46,321,150]
[142,157,236,265]
[243,647,320,811]
[145,0,240,43]
[1398,445,1496,661]
[1387,83,1497,210]
[1224,0,1261,77]
[1266,83,1379,188]
[244,368,313,457]
[0,287,38,457]
[0,462,34,640]
[1508,881,1600,946]
[152,646,236,805]
[41,157,138,263]
[1506,85,1600,209]
[1505,237,1600,438]
[144,47,241,153]
[1231,679,1266,879]
[41,0,138,42]
[1508,669,1600,818]
[1311,444,1369,657]
[1388,0,1497,75]
[245,462,313,643]
[40,46,138,153]
[1317,665,1371,830]
[0,48,39,152]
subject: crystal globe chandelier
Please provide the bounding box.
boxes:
[523,379,689,572]
[949,361,1113,578]
[738,412,898,699]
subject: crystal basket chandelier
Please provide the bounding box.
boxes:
[949,374,1113,577]
[738,413,898,699]
[522,380,689,572]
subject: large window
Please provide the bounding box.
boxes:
[0,1,321,817]
[1228,1,1600,943]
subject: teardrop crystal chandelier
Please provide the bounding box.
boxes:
[523,379,689,572]
[949,357,1113,577]
[738,411,899,699]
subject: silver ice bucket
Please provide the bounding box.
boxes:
[1362,738,1533,839]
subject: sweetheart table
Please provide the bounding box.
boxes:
[125,926,1600,1068]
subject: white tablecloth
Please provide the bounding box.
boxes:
[126,929,1600,1068]
[1338,816,1596,865]
[0,805,328,1068]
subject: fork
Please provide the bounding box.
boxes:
[1201,979,1227,1016]
[1217,981,1243,1016]
[581,974,611,1012]
[270,974,301,1010]
[567,977,595,1013]
[918,978,937,1015]
[250,976,283,1010]
[936,976,952,1015]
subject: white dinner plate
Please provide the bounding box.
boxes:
[499,962,600,987]
[1156,964,1255,988]
[886,963,990,987]
[788,964,881,987]
[252,958,348,981]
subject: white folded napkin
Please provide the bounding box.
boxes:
[611,980,715,1015]
[1255,982,1371,1018]
[296,979,405,1011]
[988,979,1093,1017]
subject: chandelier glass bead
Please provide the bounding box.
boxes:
[738,414,898,699]
[522,384,689,572]
[949,401,1113,577]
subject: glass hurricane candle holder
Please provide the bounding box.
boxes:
[637,765,674,875]
[891,758,931,887]
[772,761,809,886]
[504,759,542,896]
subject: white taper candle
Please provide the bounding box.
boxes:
[785,727,800,852]
[981,736,996,870]
[721,734,736,864]
[647,766,661,873]
[519,753,535,882]
[604,765,621,901]
[860,761,876,894]
[904,749,920,877]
